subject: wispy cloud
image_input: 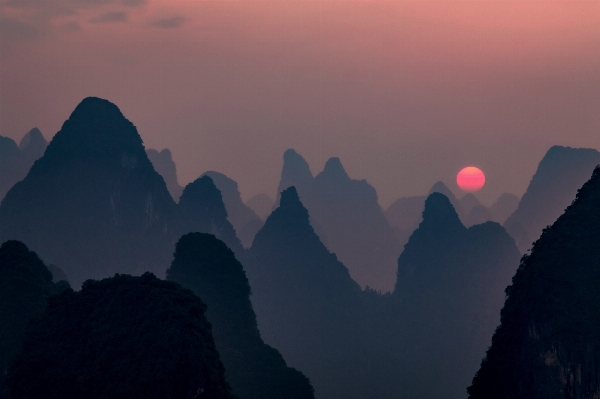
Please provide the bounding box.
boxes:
[151,16,186,29]
[0,0,146,40]
[89,11,128,24]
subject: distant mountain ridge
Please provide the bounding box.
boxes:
[275,149,401,292]
[0,128,48,202]
[504,145,600,252]
[146,148,183,202]
[202,171,263,248]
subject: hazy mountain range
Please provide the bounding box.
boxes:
[2,96,600,399]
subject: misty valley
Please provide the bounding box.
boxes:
[2,97,600,399]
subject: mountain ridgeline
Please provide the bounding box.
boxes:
[0,128,48,202]
[0,98,247,287]
[504,145,600,252]
[167,233,314,399]
[469,165,600,399]
[275,149,400,292]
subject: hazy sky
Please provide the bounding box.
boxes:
[2,0,599,207]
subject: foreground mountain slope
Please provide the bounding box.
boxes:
[0,240,66,397]
[7,273,234,399]
[469,166,600,399]
[167,233,314,399]
[0,97,179,286]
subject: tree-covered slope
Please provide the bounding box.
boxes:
[6,273,234,399]
[0,240,65,398]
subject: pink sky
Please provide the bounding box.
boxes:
[2,0,600,206]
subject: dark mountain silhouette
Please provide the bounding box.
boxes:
[167,233,314,399]
[202,171,263,248]
[146,148,183,201]
[504,145,600,252]
[391,192,521,399]
[0,241,67,397]
[489,193,519,224]
[429,180,459,204]
[0,129,48,202]
[0,97,180,286]
[275,150,401,292]
[178,175,244,257]
[246,193,273,221]
[469,166,600,399]
[6,273,234,399]
[246,187,367,399]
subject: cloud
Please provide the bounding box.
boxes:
[0,0,146,40]
[0,16,43,40]
[89,11,128,24]
[151,16,186,29]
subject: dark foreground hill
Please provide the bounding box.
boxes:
[0,240,68,397]
[390,193,521,399]
[246,187,367,399]
[469,166,600,399]
[167,233,314,399]
[504,145,600,252]
[275,150,400,292]
[0,98,180,286]
[6,273,234,399]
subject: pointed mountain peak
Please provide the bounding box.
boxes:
[421,192,464,229]
[321,157,348,179]
[181,175,224,209]
[279,186,302,208]
[280,149,313,186]
[19,128,47,151]
[428,181,456,201]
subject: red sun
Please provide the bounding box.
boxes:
[456,166,485,192]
